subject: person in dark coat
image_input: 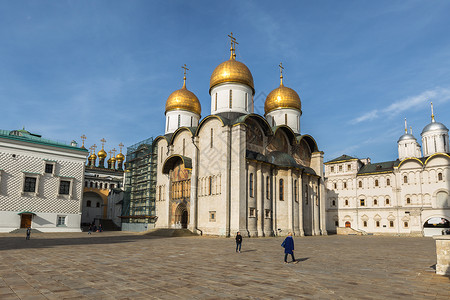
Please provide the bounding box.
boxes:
[281,232,298,264]
[235,232,242,253]
[26,227,31,240]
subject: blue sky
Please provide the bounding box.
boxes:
[1,0,450,162]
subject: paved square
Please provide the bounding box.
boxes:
[0,232,448,299]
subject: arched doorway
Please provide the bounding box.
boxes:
[345,221,351,228]
[175,204,188,229]
[423,217,450,236]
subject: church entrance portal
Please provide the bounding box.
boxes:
[175,204,188,229]
[345,221,351,228]
[20,214,32,228]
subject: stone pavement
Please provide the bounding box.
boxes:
[0,232,448,299]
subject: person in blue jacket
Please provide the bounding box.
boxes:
[281,232,298,264]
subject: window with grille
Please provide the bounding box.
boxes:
[387,178,390,186]
[229,90,232,108]
[24,177,36,192]
[45,164,53,174]
[266,176,270,199]
[294,180,297,202]
[210,128,213,148]
[279,179,284,201]
[215,93,217,111]
[57,216,66,226]
[59,181,70,195]
[249,173,254,197]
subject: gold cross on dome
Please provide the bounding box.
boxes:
[100,138,106,149]
[92,144,97,153]
[80,134,86,147]
[118,142,124,153]
[279,62,284,85]
[228,32,238,59]
[182,64,189,76]
[112,148,117,157]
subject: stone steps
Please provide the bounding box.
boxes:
[143,228,198,237]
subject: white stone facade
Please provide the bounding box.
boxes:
[0,130,88,232]
[154,115,326,237]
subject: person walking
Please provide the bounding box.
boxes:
[235,232,242,253]
[26,227,31,240]
[88,224,92,234]
[281,232,298,264]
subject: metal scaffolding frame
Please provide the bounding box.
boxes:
[121,137,157,224]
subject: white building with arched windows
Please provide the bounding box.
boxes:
[325,109,450,236]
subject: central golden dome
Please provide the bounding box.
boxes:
[210,56,254,94]
[98,148,107,159]
[116,152,125,161]
[264,79,301,115]
[165,79,201,116]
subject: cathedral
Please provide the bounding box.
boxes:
[325,104,450,236]
[153,35,326,237]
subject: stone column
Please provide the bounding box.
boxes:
[273,169,278,236]
[298,171,304,236]
[287,168,294,233]
[256,163,264,237]
[319,177,327,235]
[189,136,199,233]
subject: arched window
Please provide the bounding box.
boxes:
[375,180,379,187]
[403,176,408,183]
[386,178,390,186]
[190,116,193,127]
[85,181,88,187]
[229,90,232,108]
[438,173,443,181]
[86,200,91,207]
[249,173,254,197]
[167,116,170,131]
[374,199,378,205]
[332,200,336,206]
[99,183,103,189]
[209,176,212,195]
[345,199,349,206]
[294,180,297,202]
[178,114,181,127]
[389,221,394,227]
[279,179,284,201]
[215,93,218,111]
[284,114,287,125]
[358,181,362,188]
[210,128,213,148]
[90,182,93,188]
[159,186,162,201]
[343,182,347,189]
[406,197,410,204]
[266,176,270,199]
[96,202,100,208]
[95,183,98,188]
[334,183,337,189]
[363,221,367,227]
[404,222,409,228]
[245,93,248,111]
[110,184,114,189]
[305,185,308,204]
[386,198,390,205]
[376,221,380,227]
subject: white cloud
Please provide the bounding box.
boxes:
[351,87,450,124]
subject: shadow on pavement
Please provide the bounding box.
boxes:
[0,233,175,251]
[296,257,310,262]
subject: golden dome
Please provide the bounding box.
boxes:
[210,57,254,94]
[264,78,301,115]
[165,78,201,116]
[116,153,125,161]
[89,153,96,160]
[98,149,107,159]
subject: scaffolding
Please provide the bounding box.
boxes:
[121,137,157,225]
